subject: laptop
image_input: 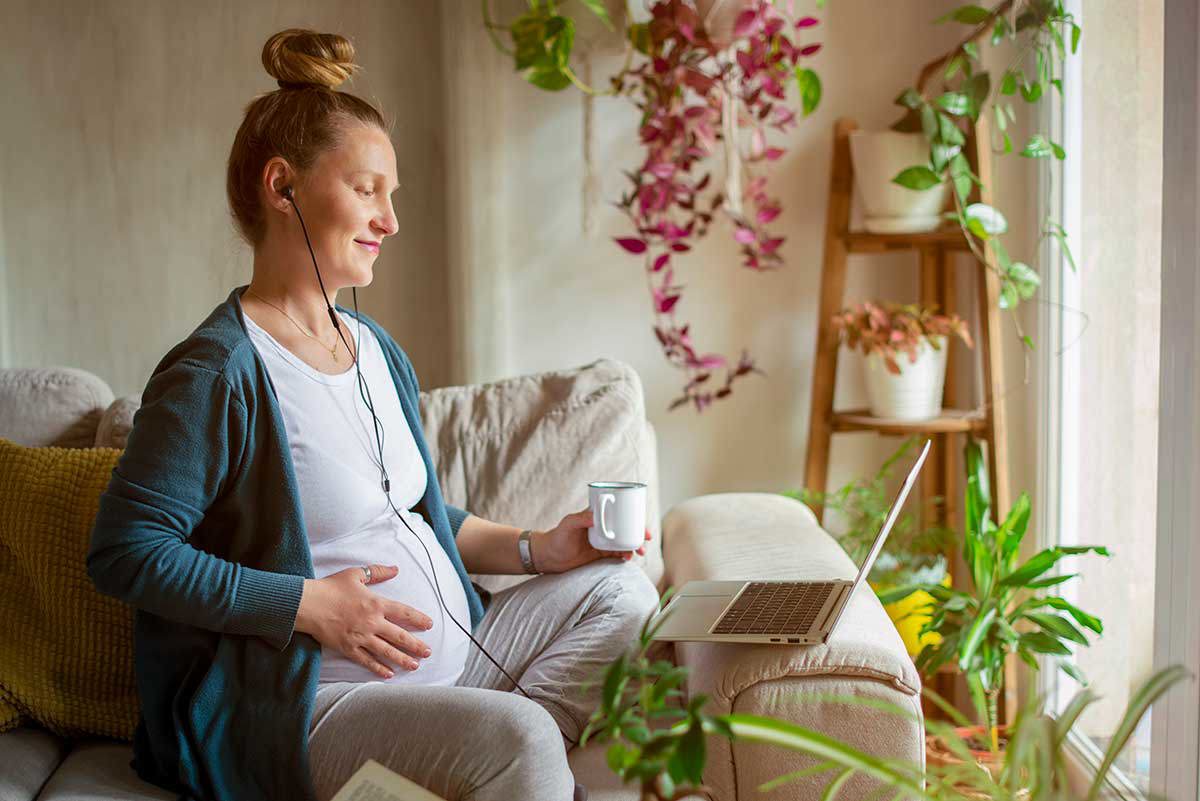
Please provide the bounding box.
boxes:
[651,438,931,645]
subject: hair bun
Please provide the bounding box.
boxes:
[262,28,360,91]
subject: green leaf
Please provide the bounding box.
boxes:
[963,41,980,61]
[575,0,613,29]
[1000,70,1018,95]
[965,203,1007,236]
[894,88,923,110]
[922,104,939,140]
[628,22,652,55]
[936,92,971,115]
[893,166,943,191]
[999,282,1019,310]
[1020,631,1072,655]
[1071,23,1082,54]
[677,722,706,784]
[1021,80,1044,103]
[961,73,990,119]
[1026,612,1089,644]
[1040,596,1104,634]
[1003,131,1013,153]
[820,767,854,800]
[938,112,965,145]
[606,743,627,774]
[931,143,962,173]
[1027,572,1077,589]
[1007,262,1041,299]
[993,104,1007,132]
[527,65,571,90]
[1086,667,1191,801]
[796,68,822,116]
[1051,140,1067,159]
[991,16,1007,45]
[937,4,991,24]
[1060,659,1086,684]
[602,653,627,709]
[949,153,973,204]
[725,714,928,795]
[1020,134,1054,158]
[943,54,964,81]
[959,604,998,670]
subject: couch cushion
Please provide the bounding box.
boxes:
[0,725,71,801]
[0,440,139,740]
[418,358,663,595]
[28,739,174,800]
[0,368,114,449]
[94,395,140,450]
[662,492,921,696]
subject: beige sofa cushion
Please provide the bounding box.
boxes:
[418,358,663,595]
[0,368,113,449]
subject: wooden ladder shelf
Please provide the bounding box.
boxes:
[803,116,1014,719]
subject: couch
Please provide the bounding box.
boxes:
[0,360,923,801]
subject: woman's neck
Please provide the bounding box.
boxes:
[244,275,340,336]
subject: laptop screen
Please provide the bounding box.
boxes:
[849,439,932,593]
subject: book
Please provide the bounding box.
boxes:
[330,758,449,801]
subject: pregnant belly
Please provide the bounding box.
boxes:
[310,512,472,687]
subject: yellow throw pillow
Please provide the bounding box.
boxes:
[0,438,139,739]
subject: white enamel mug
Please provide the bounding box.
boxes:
[587,481,647,551]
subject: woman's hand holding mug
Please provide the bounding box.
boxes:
[295,565,434,679]
[534,507,652,574]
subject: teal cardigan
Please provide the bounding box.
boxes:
[86,285,485,801]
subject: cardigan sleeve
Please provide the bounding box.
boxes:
[86,359,304,651]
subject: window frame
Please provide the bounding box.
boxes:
[1036,1,1200,798]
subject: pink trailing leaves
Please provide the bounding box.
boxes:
[611,0,822,412]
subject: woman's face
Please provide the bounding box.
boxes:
[279,123,400,289]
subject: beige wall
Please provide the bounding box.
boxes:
[2,0,1045,522]
[0,0,453,395]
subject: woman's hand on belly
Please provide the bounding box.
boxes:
[295,564,436,679]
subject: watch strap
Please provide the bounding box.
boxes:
[518,529,539,574]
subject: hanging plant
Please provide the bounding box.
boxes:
[890,0,1081,351]
[483,0,825,412]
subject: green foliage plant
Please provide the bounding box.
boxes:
[879,436,1110,754]
[890,1,1081,351]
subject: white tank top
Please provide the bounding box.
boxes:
[240,299,470,686]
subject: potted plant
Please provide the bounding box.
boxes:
[851,127,953,234]
[584,587,1188,800]
[482,0,825,412]
[879,436,1110,767]
[832,301,974,421]
[783,435,955,655]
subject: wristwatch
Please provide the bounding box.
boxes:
[518,529,540,574]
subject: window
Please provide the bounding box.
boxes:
[1041,0,1163,794]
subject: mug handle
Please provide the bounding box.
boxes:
[600,494,617,540]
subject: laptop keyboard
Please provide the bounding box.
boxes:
[710,581,837,635]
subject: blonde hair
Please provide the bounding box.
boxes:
[226,28,388,247]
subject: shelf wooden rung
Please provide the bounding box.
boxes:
[843,228,971,253]
[830,407,987,435]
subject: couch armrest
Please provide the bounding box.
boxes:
[660,492,924,799]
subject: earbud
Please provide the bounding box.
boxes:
[281,185,294,201]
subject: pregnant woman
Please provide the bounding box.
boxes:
[86,28,659,801]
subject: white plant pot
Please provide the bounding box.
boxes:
[849,130,951,234]
[862,335,948,420]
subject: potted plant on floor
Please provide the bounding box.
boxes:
[879,436,1110,772]
[833,301,974,421]
[783,435,955,656]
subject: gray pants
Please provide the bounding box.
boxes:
[307,560,661,801]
